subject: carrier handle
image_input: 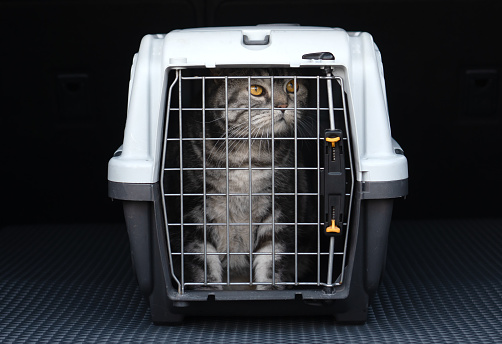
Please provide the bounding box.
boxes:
[243,35,270,45]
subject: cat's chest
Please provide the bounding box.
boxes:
[204,169,274,254]
[205,169,274,226]
[207,169,272,194]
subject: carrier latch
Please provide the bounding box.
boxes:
[326,136,341,147]
[324,130,346,237]
[326,219,341,234]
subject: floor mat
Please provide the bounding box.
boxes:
[1,220,501,343]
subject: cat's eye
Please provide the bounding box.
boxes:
[250,85,264,96]
[286,80,299,93]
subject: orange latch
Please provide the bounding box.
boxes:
[325,136,341,147]
[326,219,341,234]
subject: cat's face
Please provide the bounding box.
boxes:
[206,69,308,137]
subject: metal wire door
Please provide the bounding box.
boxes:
[161,68,354,294]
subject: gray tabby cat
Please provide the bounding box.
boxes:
[171,68,313,290]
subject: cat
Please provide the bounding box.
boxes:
[167,68,314,290]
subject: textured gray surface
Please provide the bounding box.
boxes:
[1,219,501,343]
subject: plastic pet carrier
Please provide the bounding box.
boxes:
[108,25,408,324]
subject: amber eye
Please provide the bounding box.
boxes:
[250,85,264,96]
[286,80,298,93]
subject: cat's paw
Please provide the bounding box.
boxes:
[255,284,285,291]
[190,285,223,291]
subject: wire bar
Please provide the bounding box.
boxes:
[169,107,344,111]
[172,252,343,256]
[247,76,254,286]
[270,75,276,287]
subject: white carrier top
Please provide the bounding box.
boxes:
[108,25,408,185]
[160,25,350,68]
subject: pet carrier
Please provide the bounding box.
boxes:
[108,25,408,324]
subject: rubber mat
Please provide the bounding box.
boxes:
[1,219,501,343]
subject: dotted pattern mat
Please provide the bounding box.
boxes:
[1,220,501,343]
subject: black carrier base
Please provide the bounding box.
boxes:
[110,181,399,324]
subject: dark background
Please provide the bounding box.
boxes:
[1,0,501,227]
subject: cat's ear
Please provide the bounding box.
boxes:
[209,68,248,77]
[209,68,224,77]
[208,68,226,84]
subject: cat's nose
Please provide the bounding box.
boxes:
[276,104,288,112]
